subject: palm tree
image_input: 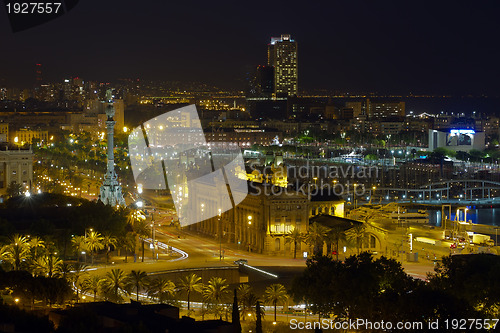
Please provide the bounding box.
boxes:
[58,262,73,280]
[126,270,149,302]
[255,301,263,333]
[132,219,150,262]
[178,273,203,311]
[127,208,146,225]
[6,181,23,197]
[70,262,88,301]
[346,223,367,255]
[71,235,88,263]
[264,283,288,322]
[147,277,176,304]
[102,233,118,264]
[82,275,104,301]
[28,236,45,259]
[127,209,149,262]
[238,284,257,321]
[199,304,210,321]
[285,228,303,259]
[85,231,104,265]
[102,268,129,303]
[232,289,241,333]
[305,222,330,255]
[2,234,31,270]
[327,226,346,260]
[31,253,62,277]
[120,232,136,263]
[202,277,229,319]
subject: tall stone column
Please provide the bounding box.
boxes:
[99,90,125,207]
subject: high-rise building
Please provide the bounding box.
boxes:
[268,34,298,97]
[35,63,42,81]
[345,98,405,118]
[63,79,72,100]
[368,99,405,118]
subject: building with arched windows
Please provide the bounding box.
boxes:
[309,214,389,257]
[188,182,347,256]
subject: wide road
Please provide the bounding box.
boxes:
[88,207,437,282]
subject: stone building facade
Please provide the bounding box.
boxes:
[187,183,345,256]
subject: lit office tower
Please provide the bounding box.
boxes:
[268,34,298,97]
[34,63,43,100]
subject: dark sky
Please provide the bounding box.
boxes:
[1,0,499,95]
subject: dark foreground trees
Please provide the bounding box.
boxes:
[291,252,483,323]
[0,303,53,333]
[0,270,74,307]
[428,253,500,318]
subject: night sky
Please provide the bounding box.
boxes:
[1,0,499,95]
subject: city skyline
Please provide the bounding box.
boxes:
[0,0,499,95]
[1,2,500,331]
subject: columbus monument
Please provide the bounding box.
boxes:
[99,90,126,206]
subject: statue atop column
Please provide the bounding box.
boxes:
[99,89,126,206]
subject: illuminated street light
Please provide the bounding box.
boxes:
[247,215,253,252]
[136,201,143,208]
[218,208,223,261]
[353,183,358,209]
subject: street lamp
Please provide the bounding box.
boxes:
[151,211,157,260]
[218,209,223,261]
[353,183,358,209]
[247,215,253,252]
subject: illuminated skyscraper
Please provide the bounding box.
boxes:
[35,63,42,85]
[268,34,298,97]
